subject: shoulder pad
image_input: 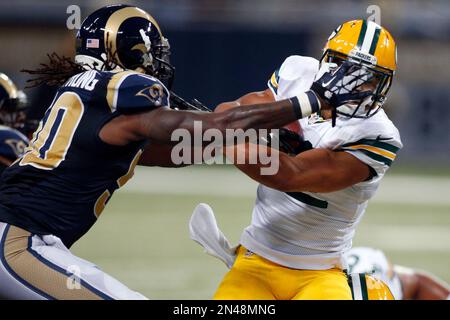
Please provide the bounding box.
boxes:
[268,55,319,100]
[278,55,319,81]
[332,115,402,173]
[106,71,169,114]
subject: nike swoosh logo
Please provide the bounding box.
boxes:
[322,77,336,87]
[376,135,394,141]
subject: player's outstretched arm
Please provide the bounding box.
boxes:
[214,89,275,112]
[133,89,277,167]
[225,143,371,193]
[394,265,450,300]
[137,141,197,167]
[100,97,310,167]
[100,96,312,146]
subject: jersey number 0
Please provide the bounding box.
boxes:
[20,92,84,170]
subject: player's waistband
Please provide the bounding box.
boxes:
[240,229,348,270]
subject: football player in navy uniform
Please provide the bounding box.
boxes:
[0,73,29,175]
[0,5,367,299]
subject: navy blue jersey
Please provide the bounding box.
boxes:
[0,125,29,175]
[0,70,169,247]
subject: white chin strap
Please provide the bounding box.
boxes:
[337,95,377,118]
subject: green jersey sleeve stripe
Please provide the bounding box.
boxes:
[342,138,400,154]
[343,148,393,166]
[274,68,280,83]
[267,79,278,94]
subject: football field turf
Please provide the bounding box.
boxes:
[71,165,450,299]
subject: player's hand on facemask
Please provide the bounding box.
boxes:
[311,61,374,111]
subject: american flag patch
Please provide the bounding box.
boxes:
[86,38,99,48]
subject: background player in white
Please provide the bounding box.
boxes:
[191,204,394,300]
[345,247,450,300]
[192,20,402,300]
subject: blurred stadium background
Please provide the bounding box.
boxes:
[0,0,449,298]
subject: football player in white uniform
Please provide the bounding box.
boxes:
[190,204,396,300]
[345,247,450,300]
[191,20,402,300]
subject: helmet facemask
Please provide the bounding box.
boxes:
[0,90,28,131]
[144,36,175,90]
[321,50,393,120]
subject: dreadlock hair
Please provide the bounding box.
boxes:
[21,34,122,89]
[21,53,84,88]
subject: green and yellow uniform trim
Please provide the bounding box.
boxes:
[341,138,400,166]
[355,19,382,56]
[267,69,280,95]
[348,273,369,300]
[323,19,397,71]
[347,273,395,300]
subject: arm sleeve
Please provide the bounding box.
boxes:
[340,137,402,177]
[106,72,170,114]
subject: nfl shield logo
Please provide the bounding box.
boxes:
[86,39,99,49]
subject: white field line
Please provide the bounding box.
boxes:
[122,166,450,206]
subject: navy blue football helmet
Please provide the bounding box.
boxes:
[0,72,28,130]
[75,4,174,88]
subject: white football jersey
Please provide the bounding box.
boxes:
[240,55,403,270]
[344,247,403,300]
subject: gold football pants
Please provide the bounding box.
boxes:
[214,246,352,300]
